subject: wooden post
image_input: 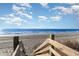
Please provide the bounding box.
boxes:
[50,34,55,40]
[50,34,55,49]
[49,34,55,56]
[13,36,19,51]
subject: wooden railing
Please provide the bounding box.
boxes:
[33,38,79,56]
[12,41,26,56]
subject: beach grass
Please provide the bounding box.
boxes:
[61,39,79,51]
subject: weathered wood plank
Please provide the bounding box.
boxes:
[19,41,26,55]
[49,47,61,56]
[12,44,20,56]
[36,53,50,56]
[33,39,48,53]
[35,46,49,55]
[48,38,79,56]
[12,41,26,56]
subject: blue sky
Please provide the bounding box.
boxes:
[0,3,79,30]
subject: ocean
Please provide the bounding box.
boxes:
[2,29,79,35]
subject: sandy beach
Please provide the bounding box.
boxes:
[0,35,49,56]
[0,32,79,55]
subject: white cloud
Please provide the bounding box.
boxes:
[18,12,32,19]
[0,14,23,26]
[0,17,7,20]
[0,3,33,27]
[18,3,32,8]
[52,4,79,17]
[0,17,10,21]
[12,4,26,12]
[50,16,62,21]
[6,17,23,26]
[52,6,73,15]
[71,5,79,12]
[12,4,32,20]
[8,14,15,17]
[40,3,49,8]
[38,16,48,20]
[70,4,79,19]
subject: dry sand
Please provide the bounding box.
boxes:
[0,32,79,56]
[0,34,49,56]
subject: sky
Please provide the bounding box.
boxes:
[0,3,79,30]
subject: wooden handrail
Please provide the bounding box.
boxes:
[33,39,49,53]
[12,41,26,56]
[48,38,79,56]
[36,53,50,56]
[35,46,49,55]
[33,38,79,56]
[49,47,61,56]
[19,41,26,55]
[12,44,20,56]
